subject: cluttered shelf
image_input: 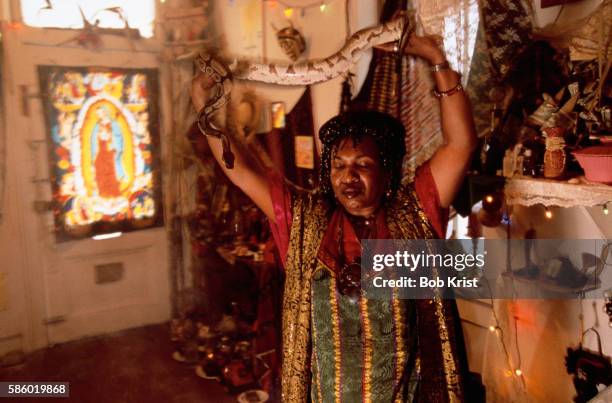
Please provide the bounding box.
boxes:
[504,176,612,207]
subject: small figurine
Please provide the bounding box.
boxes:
[275,22,306,61]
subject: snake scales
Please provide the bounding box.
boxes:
[195,15,413,169]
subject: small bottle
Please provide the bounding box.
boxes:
[515,155,524,177]
[522,149,536,177]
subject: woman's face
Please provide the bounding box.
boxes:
[330,135,387,217]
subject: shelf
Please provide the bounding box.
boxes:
[504,176,612,207]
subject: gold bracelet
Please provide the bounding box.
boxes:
[432,82,463,98]
[430,61,450,72]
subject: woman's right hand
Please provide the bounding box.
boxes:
[190,72,216,112]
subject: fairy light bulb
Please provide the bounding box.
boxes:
[604,204,609,215]
[320,2,327,11]
[489,325,496,332]
[284,7,294,18]
[514,369,523,376]
[545,208,553,219]
[485,195,494,204]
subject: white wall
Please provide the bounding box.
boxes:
[458,205,612,403]
[214,0,377,135]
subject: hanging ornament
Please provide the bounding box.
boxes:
[275,22,306,61]
[478,191,504,227]
[339,73,354,113]
[482,192,503,213]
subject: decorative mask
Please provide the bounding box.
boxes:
[276,23,306,61]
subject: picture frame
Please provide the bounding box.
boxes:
[38,66,163,241]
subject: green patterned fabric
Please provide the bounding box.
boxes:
[467,0,533,137]
[478,0,532,79]
[310,267,419,402]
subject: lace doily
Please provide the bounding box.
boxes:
[505,176,612,207]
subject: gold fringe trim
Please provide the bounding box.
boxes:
[311,295,324,403]
[329,278,342,403]
[434,293,462,403]
[392,293,406,403]
[360,296,373,403]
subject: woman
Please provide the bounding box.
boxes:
[192,33,476,403]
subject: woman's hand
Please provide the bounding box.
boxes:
[402,34,446,65]
[376,33,446,65]
[191,72,215,112]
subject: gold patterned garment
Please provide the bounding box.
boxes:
[281,184,466,402]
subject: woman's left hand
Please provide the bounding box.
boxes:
[402,34,446,65]
[377,33,446,65]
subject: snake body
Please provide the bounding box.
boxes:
[235,17,407,85]
[195,16,412,168]
[196,53,235,169]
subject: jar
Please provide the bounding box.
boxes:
[543,136,566,178]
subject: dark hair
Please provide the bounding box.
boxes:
[318,110,406,205]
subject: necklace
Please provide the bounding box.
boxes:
[336,211,378,299]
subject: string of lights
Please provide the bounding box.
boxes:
[483,278,526,388]
[543,202,608,218]
[265,0,335,17]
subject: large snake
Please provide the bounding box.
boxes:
[196,15,414,169]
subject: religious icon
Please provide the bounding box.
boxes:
[294,135,314,169]
[39,66,162,240]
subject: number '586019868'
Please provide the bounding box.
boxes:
[4,382,68,396]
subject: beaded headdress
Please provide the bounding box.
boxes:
[318,110,406,204]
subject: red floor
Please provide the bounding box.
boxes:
[0,323,236,403]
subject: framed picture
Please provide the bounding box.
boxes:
[294,135,314,169]
[270,102,286,129]
[38,66,163,241]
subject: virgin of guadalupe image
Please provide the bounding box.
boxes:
[77,96,135,207]
[90,105,125,198]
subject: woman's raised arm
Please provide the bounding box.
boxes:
[402,35,477,208]
[191,72,275,221]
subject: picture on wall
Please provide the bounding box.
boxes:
[294,135,314,169]
[270,102,286,129]
[38,66,163,240]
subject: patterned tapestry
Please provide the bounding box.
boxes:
[467,0,532,137]
[350,0,480,180]
[38,66,162,240]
